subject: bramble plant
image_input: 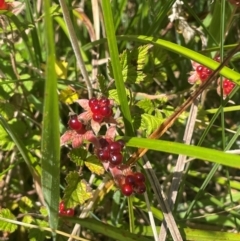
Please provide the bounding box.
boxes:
[1,1,240,241]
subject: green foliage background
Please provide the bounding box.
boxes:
[0,0,240,241]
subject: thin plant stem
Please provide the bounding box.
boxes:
[58,0,93,98]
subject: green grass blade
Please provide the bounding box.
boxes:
[124,137,240,169]
[41,0,60,238]
[119,35,240,83]
[101,0,134,136]
[0,114,40,180]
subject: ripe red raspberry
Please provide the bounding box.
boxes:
[88,98,99,109]
[90,104,101,114]
[68,116,83,131]
[199,72,208,82]
[108,141,122,153]
[109,152,123,166]
[121,183,133,196]
[134,183,146,194]
[134,172,145,183]
[99,138,109,148]
[196,65,204,74]
[66,208,75,216]
[125,175,136,186]
[99,97,110,106]
[59,201,65,212]
[223,79,235,95]
[116,140,125,150]
[92,113,104,122]
[97,148,110,162]
[100,105,112,117]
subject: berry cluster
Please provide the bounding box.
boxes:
[68,115,86,134]
[97,139,125,167]
[195,56,221,82]
[118,171,146,196]
[58,201,74,217]
[89,97,113,123]
[222,79,236,96]
[196,65,213,82]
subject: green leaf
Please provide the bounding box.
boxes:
[85,155,105,175]
[19,196,33,214]
[41,0,60,237]
[101,0,134,136]
[136,99,155,114]
[0,209,17,233]
[22,215,33,224]
[68,148,87,166]
[109,44,152,84]
[125,137,240,169]
[29,229,47,241]
[109,89,131,106]
[63,171,93,208]
[140,114,163,136]
[39,207,48,217]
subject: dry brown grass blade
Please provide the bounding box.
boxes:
[127,43,240,166]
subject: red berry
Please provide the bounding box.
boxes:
[68,116,82,130]
[121,183,133,196]
[99,97,110,106]
[116,140,125,150]
[135,183,146,194]
[66,208,74,216]
[89,98,99,108]
[134,172,145,183]
[109,141,122,153]
[205,68,212,75]
[91,104,101,114]
[59,201,65,212]
[97,148,110,161]
[76,124,86,134]
[100,105,112,117]
[125,175,136,186]
[99,138,109,148]
[214,56,221,62]
[59,209,66,215]
[109,152,123,166]
[92,113,104,122]
[196,65,204,74]
[223,79,235,95]
[199,72,208,81]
